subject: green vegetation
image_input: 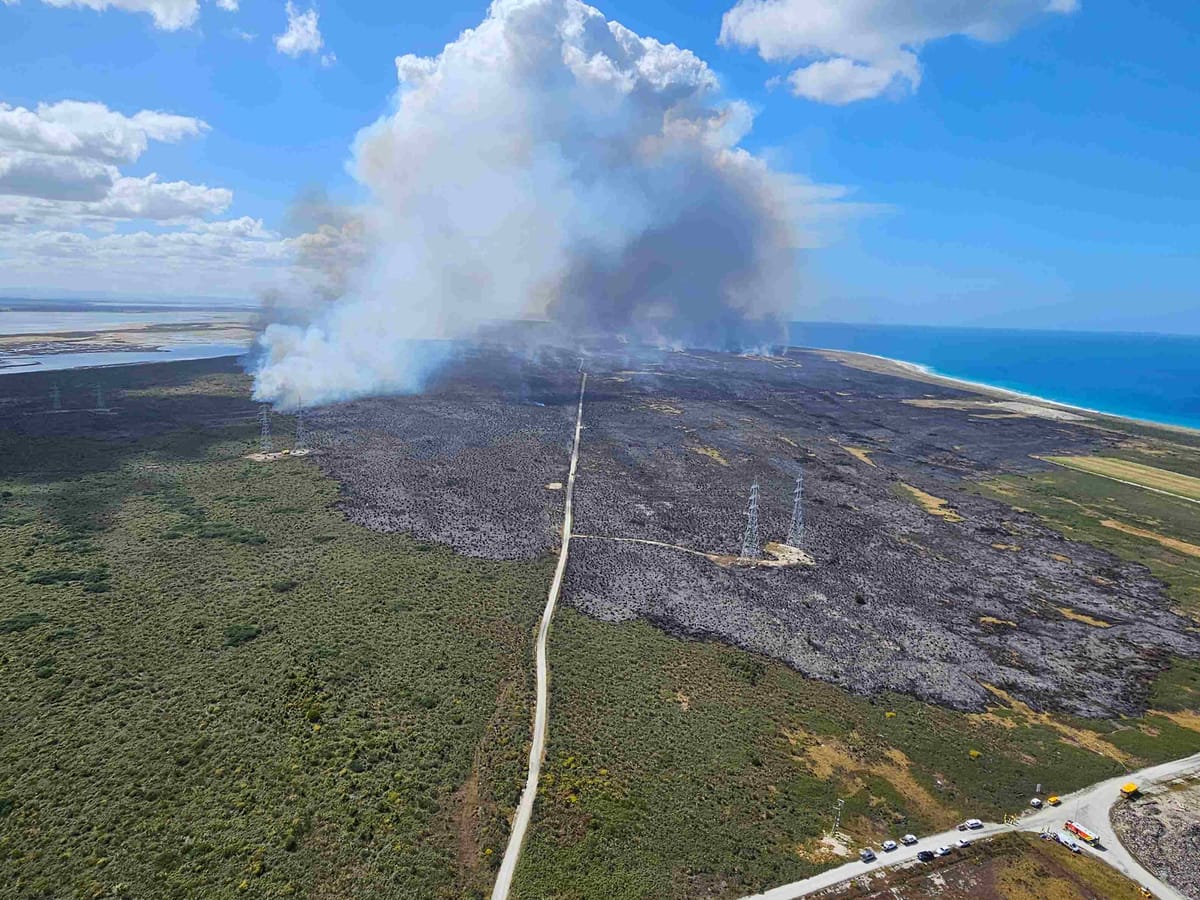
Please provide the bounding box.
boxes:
[0,369,548,899]
[511,608,1199,899]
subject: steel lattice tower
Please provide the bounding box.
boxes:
[259,403,273,454]
[740,479,760,560]
[787,471,804,548]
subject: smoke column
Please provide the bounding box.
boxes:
[254,0,822,407]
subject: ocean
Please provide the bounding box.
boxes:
[789,322,1200,433]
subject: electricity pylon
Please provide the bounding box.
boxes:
[740,479,760,560]
[787,471,804,548]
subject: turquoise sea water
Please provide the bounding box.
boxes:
[789,322,1200,432]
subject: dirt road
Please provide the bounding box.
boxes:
[491,372,587,900]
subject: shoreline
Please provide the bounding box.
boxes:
[812,347,1200,440]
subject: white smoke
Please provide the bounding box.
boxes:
[254,0,829,408]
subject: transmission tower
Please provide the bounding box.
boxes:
[294,403,307,452]
[740,479,760,560]
[50,384,61,411]
[787,471,804,547]
[259,403,273,454]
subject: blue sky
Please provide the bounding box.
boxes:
[1,0,1198,333]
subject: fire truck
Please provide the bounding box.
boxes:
[1064,820,1100,845]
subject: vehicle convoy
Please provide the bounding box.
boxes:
[1064,820,1100,845]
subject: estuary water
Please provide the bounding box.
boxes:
[789,321,1200,432]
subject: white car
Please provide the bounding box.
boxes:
[1030,797,1044,808]
[900,834,918,846]
[881,840,898,852]
[935,846,952,857]
[957,838,973,849]
[965,818,984,830]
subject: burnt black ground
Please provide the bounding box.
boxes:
[305,342,1200,719]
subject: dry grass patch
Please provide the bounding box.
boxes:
[841,445,878,467]
[1056,607,1113,628]
[1042,455,1200,502]
[980,616,1017,627]
[897,483,964,523]
[1101,518,1200,558]
[977,686,1132,765]
[690,445,729,467]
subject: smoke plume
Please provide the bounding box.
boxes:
[254,0,821,407]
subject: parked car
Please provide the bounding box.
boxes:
[900,834,918,846]
[935,846,952,857]
[1047,795,1061,806]
[957,822,968,831]
[956,838,972,848]
[917,850,935,862]
[881,840,898,852]
[859,848,876,863]
[965,818,984,830]
[1030,797,1044,808]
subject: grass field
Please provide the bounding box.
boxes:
[1042,455,1200,502]
[0,368,546,899]
[509,608,1200,899]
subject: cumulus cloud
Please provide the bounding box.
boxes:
[0,97,283,298]
[253,0,862,408]
[274,2,325,58]
[0,100,208,164]
[720,0,1079,103]
[92,175,233,220]
[0,152,115,202]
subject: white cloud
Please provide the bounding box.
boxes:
[92,175,233,220]
[719,0,1079,103]
[0,101,208,164]
[0,226,297,297]
[38,0,201,30]
[274,2,324,58]
[20,0,239,29]
[787,58,899,105]
[0,152,115,202]
[0,96,282,298]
